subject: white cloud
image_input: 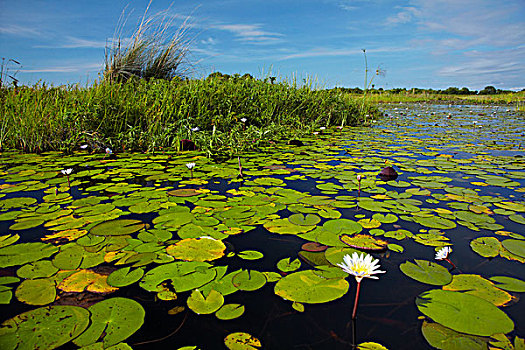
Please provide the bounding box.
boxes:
[279,47,409,60]
[385,7,420,25]
[34,36,108,49]
[213,23,283,43]
[0,24,43,37]
[19,62,101,73]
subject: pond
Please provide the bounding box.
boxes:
[0,103,524,350]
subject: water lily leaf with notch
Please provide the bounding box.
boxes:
[187,289,224,314]
[494,202,525,212]
[224,332,261,350]
[323,218,362,234]
[0,242,58,268]
[277,257,301,272]
[470,237,501,258]
[17,260,58,279]
[0,234,19,249]
[421,321,489,350]
[166,237,226,262]
[324,247,361,266]
[168,188,202,197]
[216,304,245,320]
[416,289,514,336]
[501,239,525,258]
[0,196,37,209]
[199,267,241,296]
[357,343,389,350]
[52,244,84,270]
[237,250,264,260]
[0,305,90,350]
[288,213,321,226]
[57,269,119,294]
[509,214,525,225]
[90,219,144,236]
[274,270,349,304]
[15,278,56,305]
[400,260,452,286]
[140,261,216,293]
[73,297,145,348]
[357,218,381,229]
[412,215,457,230]
[340,234,388,251]
[107,267,145,287]
[264,218,315,235]
[443,274,512,306]
[489,276,525,292]
[298,250,331,267]
[372,213,398,224]
[232,270,266,291]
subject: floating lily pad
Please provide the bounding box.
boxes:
[90,219,144,236]
[442,274,512,306]
[421,321,489,350]
[73,297,145,347]
[232,270,266,291]
[107,267,145,287]
[0,305,90,349]
[416,289,514,336]
[274,270,349,304]
[0,242,58,268]
[470,237,501,258]
[237,250,264,260]
[501,239,525,258]
[277,257,301,272]
[357,343,389,350]
[489,276,525,292]
[15,278,56,305]
[340,234,388,251]
[400,260,452,286]
[288,213,321,226]
[57,269,118,294]
[166,237,226,262]
[17,260,58,279]
[224,332,261,350]
[216,304,245,320]
[187,289,224,314]
[140,261,215,293]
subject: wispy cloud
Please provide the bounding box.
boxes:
[279,47,409,60]
[0,24,43,37]
[385,7,420,25]
[34,36,108,49]
[19,62,101,73]
[213,23,283,43]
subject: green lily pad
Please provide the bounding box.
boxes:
[288,213,321,226]
[232,270,266,291]
[357,342,389,350]
[489,276,525,292]
[166,237,226,262]
[274,270,349,304]
[224,332,261,350]
[0,242,58,268]
[187,289,224,314]
[90,219,144,236]
[216,304,245,320]
[501,239,525,258]
[140,261,216,293]
[17,260,59,279]
[340,234,388,251]
[442,274,512,306]
[0,305,90,350]
[107,267,145,287]
[323,219,362,234]
[421,321,489,350]
[73,297,145,347]
[416,289,514,336]
[237,250,264,260]
[399,260,452,286]
[372,213,398,224]
[277,257,301,272]
[470,237,501,258]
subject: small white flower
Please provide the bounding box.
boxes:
[61,168,72,175]
[357,175,362,181]
[435,246,452,260]
[105,147,113,154]
[240,118,247,123]
[186,162,196,170]
[80,144,88,149]
[191,127,200,132]
[337,252,386,283]
[320,126,326,130]
[313,131,319,135]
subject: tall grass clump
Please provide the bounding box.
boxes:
[104,2,194,83]
[0,76,373,157]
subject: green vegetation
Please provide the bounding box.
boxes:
[0,75,375,157]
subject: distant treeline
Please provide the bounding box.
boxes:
[331,85,523,95]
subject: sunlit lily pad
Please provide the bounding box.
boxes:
[0,242,58,268]
[470,237,501,258]
[224,332,261,350]
[57,269,118,294]
[90,219,144,236]
[416,289,514,336]
[421,321,489,350]
[340,234,388,251]
[399,260,452,286]
[277,257,301,272]
[166,237,226,262]
[187,289,224,314]
[232,270,266,291]
[73,297,145,347]
[140,261,215,293]
[107,267,145,287]
[489,276,525,292]
[442,274,512,306]
[501,239,525,258]
[274,270,349,304]
[216,304,245,320]
[15,278,56,305]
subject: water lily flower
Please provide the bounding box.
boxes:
[338,252,385,319]
[80,144,88,149]
[191,127,200,132]
[435,246,456,269]
[61,168,72,175]
[186,162,196,178]
[357,175,362,196]
[105,147,112,154]
[320,126,326,131]
[240,118,247,123]
[313,131,319,135]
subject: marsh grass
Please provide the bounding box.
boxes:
[0,76,371,157]
[359,90,525,105]
[104,1,195,83]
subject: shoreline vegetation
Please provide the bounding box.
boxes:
[0,75,376,157]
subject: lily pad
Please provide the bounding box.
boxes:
[107,267,145,287]
[489,276,525,292]
[15,278,57,305]
[277,257,301,272]
[340,234,388,251]
[0,305,90,350]
[90,219,144,236]
[470,237,501,258]
[224,332,261,350]
[166,237,226,262]
[274,270,349,304]
[416,289,514,336]
[216,304,245,320]
[400,260,452,286]
[501,239,525,258]
[442,274,512,306]
[421,321,489,350]
[187,289,224,314]
[232,270,266,291]
[288,213,321,226]
[73,297,145,347]
[0,242,58,268]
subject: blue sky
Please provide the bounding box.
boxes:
[1,0,524,90]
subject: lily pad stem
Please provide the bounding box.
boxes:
[445,258,456,270]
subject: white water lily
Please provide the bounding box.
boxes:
[337,252,386,283]
[191,127,200,132]
[105,147,113,154]
[240,118,247,123]
[186,162,196,170]
[61,168,72,175]
[435,246,452,260]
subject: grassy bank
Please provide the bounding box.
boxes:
[0,76,375,158]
